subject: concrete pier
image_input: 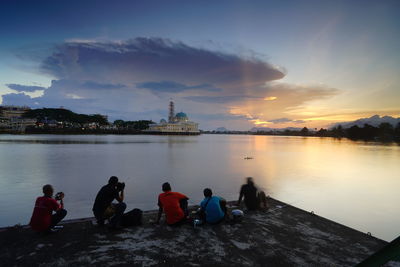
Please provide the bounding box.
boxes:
[0,198,398,266]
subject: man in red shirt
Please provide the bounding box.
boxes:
[156,182,189,226]
[30,184,67,233]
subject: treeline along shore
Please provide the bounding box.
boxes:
[0,106,155,134]
[249,123,400,142]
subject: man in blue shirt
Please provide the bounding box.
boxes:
[199,188,226,224]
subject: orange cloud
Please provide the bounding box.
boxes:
[251,119,271,125]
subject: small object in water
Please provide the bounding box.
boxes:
[244,157,253,160]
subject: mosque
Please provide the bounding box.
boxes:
[146,101,200,134]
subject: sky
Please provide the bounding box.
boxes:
[1,0,399,130]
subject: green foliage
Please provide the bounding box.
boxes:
[22,108,109,125]
[300,127,309,136]
[395,123,400,141]
[316,128,328,137]
[254,123,399,142]
[113,120,125,127]
[113,119,154,130]
[346,123,396,141]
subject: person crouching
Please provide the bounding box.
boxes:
[92,176,127,229]
[29,184,67,233]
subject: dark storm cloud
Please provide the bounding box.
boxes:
[2,37,340,129]
[190,112,249,121]
[82,81,126,90]
[40,37,285,87]
[6,84,46,92]
[185,95,259,103]
[2,93,38,106]
[268,118,291,124]
[3,80,97,111]
[137,81,220,93]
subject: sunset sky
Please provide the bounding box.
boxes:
[1,0,399,130]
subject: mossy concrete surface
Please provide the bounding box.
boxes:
[0,198,398,267]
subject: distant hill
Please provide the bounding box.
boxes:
[250,127,302,132]
[22,108,109,125]
[332,115,400,128]
[214,127,229,132]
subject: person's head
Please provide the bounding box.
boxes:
[246,177,254,186]
[162,182,171,192]
[42,184,54,197]
[108,176,119,186]
[203,188,212,198]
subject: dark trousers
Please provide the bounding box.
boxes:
[50,209,67,228]
[95,202,127,227]
[257,191,268,209]
[179,199,189,217]
[220,199,227,215]
[110,202,126,227]
[245,191,268,210]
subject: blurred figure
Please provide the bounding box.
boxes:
[156,182,189,226]
[30,184,67,233]
[237,177,268,210]
[93,176,126,229]
[199,188,226,224]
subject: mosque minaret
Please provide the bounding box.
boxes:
[147,101,200,134]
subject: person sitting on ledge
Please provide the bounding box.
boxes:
[237,177,268,211]
[29,184,67,233]
[199,188,227,224]
[92,176,126,229]
[156,182,189,226]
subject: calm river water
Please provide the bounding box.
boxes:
[0,134,399,241]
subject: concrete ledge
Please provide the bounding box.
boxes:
[0,198,398,267]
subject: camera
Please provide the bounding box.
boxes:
[55,192,64,200]
[116,182,125,191]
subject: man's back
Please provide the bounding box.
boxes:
[93,184,118,215]
[240,184,258,210]
[30,196,60,231]
[158,191,187,225]
[201,196,224,223]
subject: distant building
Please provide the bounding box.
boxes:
[147,101,200,134]
[0,106,36,132]
[0,105,30,119]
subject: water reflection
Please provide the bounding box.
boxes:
[0,134,399,241]
[0,135,199,145]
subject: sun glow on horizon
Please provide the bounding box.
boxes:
[264,96,277,101]
[252,119,272,125]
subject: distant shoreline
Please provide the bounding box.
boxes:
[0,128,201,136]
[1,130,399,144]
